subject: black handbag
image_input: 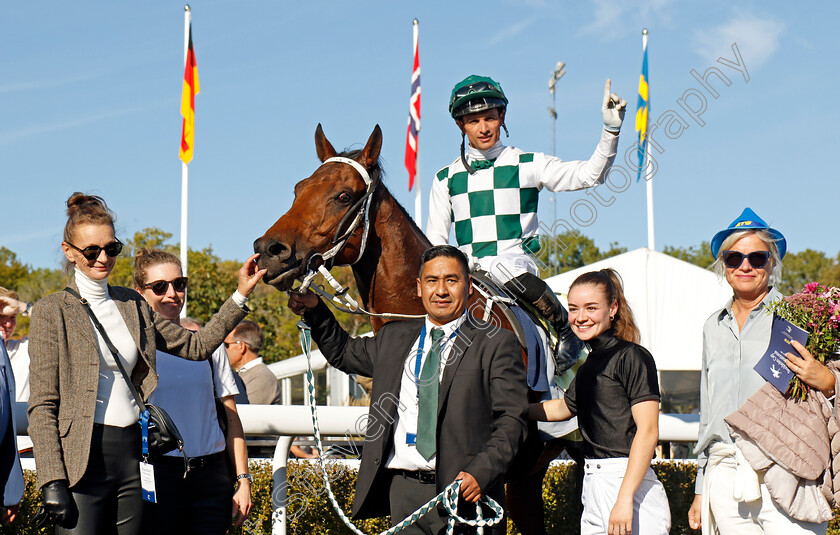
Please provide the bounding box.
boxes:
[64,287,185,458]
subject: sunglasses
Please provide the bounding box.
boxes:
[144,277,189,296]
[722,250,771,270]
[66,240,123,261]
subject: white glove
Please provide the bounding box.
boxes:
[601,78,627,133]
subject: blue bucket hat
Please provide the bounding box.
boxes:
[710,207,787,259]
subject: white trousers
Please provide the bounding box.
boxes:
[703,444,827,535]
[580,458,671,535]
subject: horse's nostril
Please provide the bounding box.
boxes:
[267,242,286,257]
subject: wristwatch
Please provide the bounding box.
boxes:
[236,473,253,484]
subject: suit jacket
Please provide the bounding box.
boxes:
[0,340,23,507]
[27,281,248,488]
[238,362,282,405]
[304,300,528,519]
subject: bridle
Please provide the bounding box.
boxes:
[297,157,377,288]
[293,156,425,321]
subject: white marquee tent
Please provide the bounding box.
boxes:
[544,248,734,407]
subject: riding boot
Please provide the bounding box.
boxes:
[505,273,583,374]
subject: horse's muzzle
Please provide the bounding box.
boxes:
[253,236,301,289]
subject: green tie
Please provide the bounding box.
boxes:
[470,159,495,171]
[416,327,444,460]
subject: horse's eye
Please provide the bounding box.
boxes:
[337,192,352,203]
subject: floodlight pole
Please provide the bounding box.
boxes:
[547,61,565,226]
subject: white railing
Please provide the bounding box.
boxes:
[14,402,699,535]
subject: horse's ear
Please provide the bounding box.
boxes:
[315,123,337,162]
[358,125,383,169]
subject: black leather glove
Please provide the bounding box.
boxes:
[555,322,584,374]
[33,480,73,529]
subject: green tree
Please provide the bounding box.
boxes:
[662,241,714,269]
[109,228,176,287]
[535,232,627,276]
[819,253,840,289]
[777,249,835,295]
[0,247,30,291]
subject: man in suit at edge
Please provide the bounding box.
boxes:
[288,245,528,534]
[0,333,24,526]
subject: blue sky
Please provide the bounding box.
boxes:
[2,1,838,270]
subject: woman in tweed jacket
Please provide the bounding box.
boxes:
[27,193,265,534]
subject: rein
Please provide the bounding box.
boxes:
[296,321,504,534]
[295,264,425,321]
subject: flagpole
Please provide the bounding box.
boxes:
[180,5,191,318]
[411,19,422,225]
[643,28,655,251]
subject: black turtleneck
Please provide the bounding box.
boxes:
[564,329,660,459]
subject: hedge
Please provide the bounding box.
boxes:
[5,461,840,534]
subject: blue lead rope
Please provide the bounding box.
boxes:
[296,320,504,535]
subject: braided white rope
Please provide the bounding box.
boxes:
[297,322,504,534]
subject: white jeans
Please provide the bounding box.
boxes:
[581,458,670,535]
[703,444,827,535]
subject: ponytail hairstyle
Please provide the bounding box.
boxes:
[133,248,182,290]
[63,192,116,273]
[569,268,640,344]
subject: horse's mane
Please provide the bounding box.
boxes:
[339,148,426,238]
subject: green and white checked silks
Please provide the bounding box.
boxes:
[435,151,541,259]
[297,321,505,535]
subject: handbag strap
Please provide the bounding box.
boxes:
[207,353,220,398]
[63,287,146,410]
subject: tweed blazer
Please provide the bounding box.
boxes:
[27,281,248,488]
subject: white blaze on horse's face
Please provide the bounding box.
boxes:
[566,283,617,341]
[416,256,473,326]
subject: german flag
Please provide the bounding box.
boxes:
[179,24,199,164]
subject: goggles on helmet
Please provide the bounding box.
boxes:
[449,75,508,119]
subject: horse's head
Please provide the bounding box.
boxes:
[254,124,383,290]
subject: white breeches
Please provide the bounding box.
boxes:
[580,458,671,535]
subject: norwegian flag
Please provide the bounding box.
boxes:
[404,20,421,191]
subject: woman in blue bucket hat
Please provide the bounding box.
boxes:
[689,208,837,534]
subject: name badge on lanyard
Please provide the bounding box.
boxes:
[140,461,157,503]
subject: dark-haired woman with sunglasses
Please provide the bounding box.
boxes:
[688,208,833,535]
[27,193,265,534]
[133,248,252,534]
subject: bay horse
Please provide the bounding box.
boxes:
[254,124,569,535]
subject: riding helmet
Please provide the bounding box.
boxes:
[449,75,508,119]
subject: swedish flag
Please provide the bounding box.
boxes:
[635,37,649,182]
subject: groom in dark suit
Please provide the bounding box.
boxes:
[288,245,528,534]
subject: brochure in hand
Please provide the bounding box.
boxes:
[753,314,809,393]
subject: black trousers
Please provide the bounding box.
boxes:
[388,471,503,535]
[56,424,143,535]
[140,451,234,535]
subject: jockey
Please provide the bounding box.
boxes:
[427,74,627,371]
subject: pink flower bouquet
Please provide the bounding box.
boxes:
[770,282,840,400]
